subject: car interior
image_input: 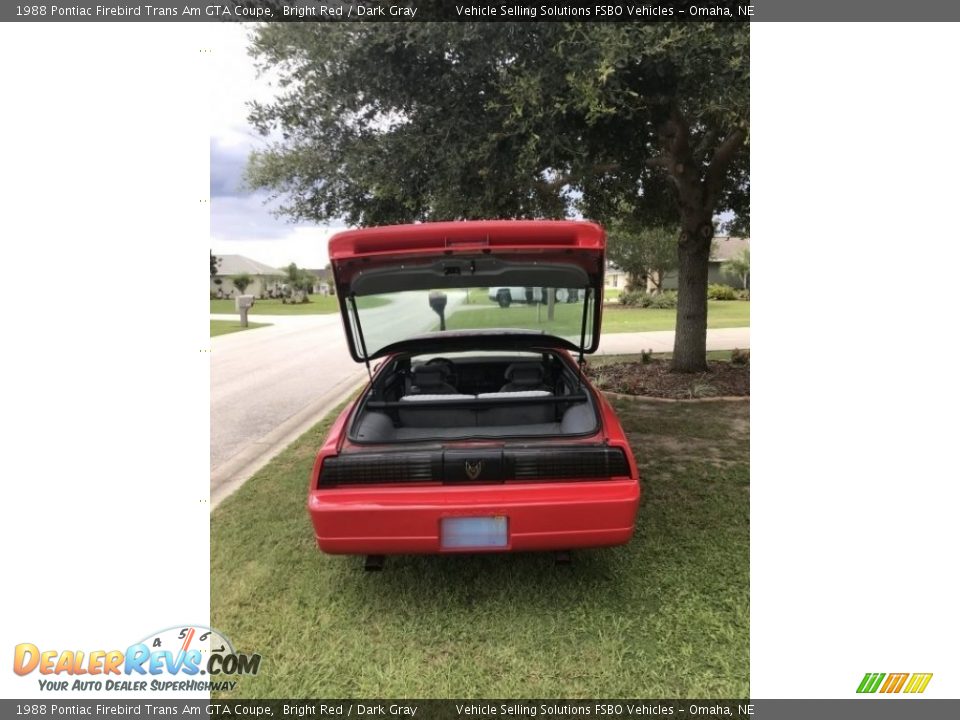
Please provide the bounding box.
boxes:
[349,352,599,442]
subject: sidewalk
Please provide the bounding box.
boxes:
[210,312,334,325]
[596,326,750,355]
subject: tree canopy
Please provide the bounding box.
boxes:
[246,23,749,369]
[723,247,750,289]
[232,272,252,294]
[607,222,679,293]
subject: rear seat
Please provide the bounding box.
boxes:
[398,394,476,428]
[395,362,557,429]
[480,362,556,424]
[354,394,593,442]
[399,391,557,427]
[476,391,556,425]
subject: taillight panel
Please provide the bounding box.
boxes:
[317,445,630,487]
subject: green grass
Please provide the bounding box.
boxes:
[445,300,749,336]
[210,320,270,337]
[211,400,749,698]
[603,301,749,333]
[209,295,388,316]
[605,288,623,301]
[463,288,498,305]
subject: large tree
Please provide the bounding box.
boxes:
[607,221,679,293]
[246,23,748,371]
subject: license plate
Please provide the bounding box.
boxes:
[440,516,508,549]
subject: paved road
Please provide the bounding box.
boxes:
[210,291,463,507]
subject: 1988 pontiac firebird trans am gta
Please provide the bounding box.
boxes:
[307,220,641,568]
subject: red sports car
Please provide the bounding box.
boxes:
[307,220,641,568]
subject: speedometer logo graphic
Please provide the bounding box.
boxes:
[139,625,235,675]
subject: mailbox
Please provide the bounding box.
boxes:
[235,294,255,327]
[428,291,448,331]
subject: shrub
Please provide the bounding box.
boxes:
[618,289,648,307]
[640,348,653,364]
[647,291,678,309]
[708,283,738,300]
[737,289,750,301]
[620,290,678,308]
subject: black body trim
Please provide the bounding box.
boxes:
[318,445,630,488]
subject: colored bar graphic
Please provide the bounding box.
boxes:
[892,673,910,693]
[880,673,908,693]
[858,672,933,694]
[904,673,933,693]
[856,672,885,693]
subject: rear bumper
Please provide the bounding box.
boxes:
[307,480,640,555]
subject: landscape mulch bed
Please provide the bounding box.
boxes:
[585,358,750,399]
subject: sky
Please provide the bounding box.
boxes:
[209,24,344,270]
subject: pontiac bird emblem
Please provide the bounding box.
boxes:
[464,459,483,480]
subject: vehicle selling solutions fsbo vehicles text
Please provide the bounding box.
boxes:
[455,5,676,18]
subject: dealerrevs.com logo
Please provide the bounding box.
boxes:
[13,625,261,693]
[857,672,933,694]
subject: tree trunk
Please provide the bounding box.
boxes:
[647,113,745,372]
[671,219,713,372]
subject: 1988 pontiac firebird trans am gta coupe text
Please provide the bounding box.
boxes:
[307,220,641,568]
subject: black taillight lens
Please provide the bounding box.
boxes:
[318,452,440,487]
[318,446,630,487]
[510,446,630,479]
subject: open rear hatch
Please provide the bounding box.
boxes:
[329,220,606,368]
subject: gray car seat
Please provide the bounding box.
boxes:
[409,365,458,395]
[479,362,554,425]
[400,365,472,427]
[499,363,551,393]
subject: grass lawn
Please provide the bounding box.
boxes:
[604,302,749,333]
[605,288,622,301]
[210,295,388,316]
[464,287,498,305]
[445,300,749,336]
[210,320,270,337]
[211,399,749,698]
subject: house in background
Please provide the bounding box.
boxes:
[659,236,750,291]
[707,236,750,289]
[211,255,284,298]
[604,262,627,290]
[306,267,334,296]
[604,236,750,293]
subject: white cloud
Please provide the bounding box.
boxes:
[209,24,347,268]
[210,24,276,150]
